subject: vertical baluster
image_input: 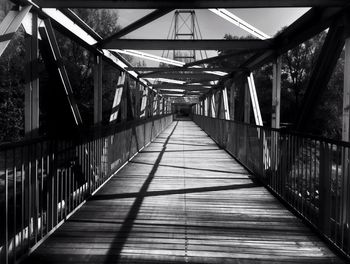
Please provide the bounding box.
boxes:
[342,145,347,252]
[5,150,9,264]
[20,146,25,255]
[291,135,295,208]
[53,141,58,228]
[300,137,304,213]
[60,142,64,221]
[27,144,32,248]
[306,138,311,219]
[314,140,318,224]
[335,145,340,244]
[40,141,44,239]
[13,147,17,263]
[34,143,38,244]
[319,141,331,236]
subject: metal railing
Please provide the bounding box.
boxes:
[193,115,350,259]
[0,114,173,264]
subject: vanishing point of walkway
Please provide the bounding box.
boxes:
[25,121,345,264]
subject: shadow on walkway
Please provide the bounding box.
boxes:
[102,122,179,263]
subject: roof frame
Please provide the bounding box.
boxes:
[10,0,350,101]
[30,0,349,8]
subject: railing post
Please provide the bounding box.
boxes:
[230,82,236,121]
[319,142,332,236]
[93,55,103,124]
[25,11,39,137]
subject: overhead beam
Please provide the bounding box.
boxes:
[158,90,203,95]
[115,49,184,66]
[32,0,349,8]
[139,72,227,79]
[184,50,254,68]
[152,84,215,89]
[126,67,234,72]
[97,9,173,46]
[157,87,211,92]
[102,39,270,50]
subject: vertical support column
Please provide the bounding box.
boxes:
[147,91,153,117]
[25,12,39,136]
[343,38,350,141]
[230,82,236,120]
[153,93,158,116]
[217,90,223,119]
[342,37,350,238]
[156,94,161,115]
[201,100,204,115]
[204,97,208,116]
[271,57,281,177]
[222,86,230,120]
[93,55,103,124]
[138,84,143,117]
[110,72,125,122]
[319,142,332,236]
[244,82,251,124]
[272,57,282,129]
[211,93,216,118]
[140,86,148,118]
[121,75,128,121]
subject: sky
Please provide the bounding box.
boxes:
[115,8,310,66]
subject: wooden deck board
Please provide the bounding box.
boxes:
[24,121,346,264]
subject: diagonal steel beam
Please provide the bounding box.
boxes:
[241,7,345,71]
[0,6,31,57]
[296,19,346,131]
[209,8,270,40]
[97,9,173,47]
[40,18,83,126]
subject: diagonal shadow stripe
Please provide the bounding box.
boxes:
[102,121,179,263]
[91,182,259,200]
[130,160,251,175]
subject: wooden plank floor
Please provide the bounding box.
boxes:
[24,121,346,264]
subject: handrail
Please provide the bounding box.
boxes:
[196,115,350,147]
[0,114,173,264]
[193,114,350,260]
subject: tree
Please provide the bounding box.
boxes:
[0,1,25,142]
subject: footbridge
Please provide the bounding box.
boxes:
[1,1,350,263]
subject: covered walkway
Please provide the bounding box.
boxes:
[24,121,344,264]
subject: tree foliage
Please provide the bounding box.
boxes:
[0,1,25,142]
